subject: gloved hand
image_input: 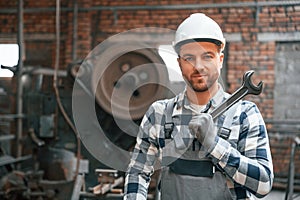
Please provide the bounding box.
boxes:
[188,113,218,152]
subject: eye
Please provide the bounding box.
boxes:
[183,56,195,62]
[202,54,214,60]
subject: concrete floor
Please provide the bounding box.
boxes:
[258,190,286,200]
[254,190,300,200]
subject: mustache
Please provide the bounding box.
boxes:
[191,70,207,76]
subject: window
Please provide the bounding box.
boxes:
[0,44,19,77]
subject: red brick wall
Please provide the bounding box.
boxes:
[2,0,298,118]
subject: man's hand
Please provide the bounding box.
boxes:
[188,113,218,152]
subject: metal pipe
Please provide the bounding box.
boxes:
[1,1,300,13]
[265,119,300,125]
[81,1,300,11]
[16,0,24,159]
[0,114,25,120]
[0,154,32,167]
[22,66,68,76]
[0,134,15,142]
[72,0,78,61]
[285,137,300,200]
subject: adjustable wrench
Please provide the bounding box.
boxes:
[210,70,263,120]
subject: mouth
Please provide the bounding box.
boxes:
[192,73,207,78]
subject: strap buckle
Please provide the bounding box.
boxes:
[164,122,174,139]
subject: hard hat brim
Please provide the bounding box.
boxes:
[174,38,225,54]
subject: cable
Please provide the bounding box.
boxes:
[53,0,81,181]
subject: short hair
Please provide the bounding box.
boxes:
[175,38,223,55]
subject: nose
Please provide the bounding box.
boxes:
[193,57,204,71]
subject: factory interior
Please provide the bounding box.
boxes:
[0,0,300,199]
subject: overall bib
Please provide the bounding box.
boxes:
[158,95,236,200]
[160,137,233,200]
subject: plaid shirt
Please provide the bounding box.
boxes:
[124,86,273,200]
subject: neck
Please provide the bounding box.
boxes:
[186,83,219,105]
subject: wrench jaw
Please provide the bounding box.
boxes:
[210,70,263,120]
[242,70,263,95]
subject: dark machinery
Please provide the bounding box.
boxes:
[0,41,183,199]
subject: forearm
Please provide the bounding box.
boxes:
[210,137,273,197]
[124,142,157,199]
[123,122,159,199]
[123,171,150,200]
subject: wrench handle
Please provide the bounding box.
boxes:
[210,87,248,120]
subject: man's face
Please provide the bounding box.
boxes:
[177,42,224,93]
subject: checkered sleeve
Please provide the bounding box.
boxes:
[124,101,165,200]
[210,101,274,198]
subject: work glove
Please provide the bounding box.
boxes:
[188,113,218,152]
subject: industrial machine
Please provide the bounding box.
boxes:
[0,39,184,199]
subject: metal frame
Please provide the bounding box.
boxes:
[285,137,300,200]
[1,1,300,14]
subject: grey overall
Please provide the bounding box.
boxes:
[158,96,236,200]
[160,136,233,200]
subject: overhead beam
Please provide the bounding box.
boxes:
[1,1,300,14]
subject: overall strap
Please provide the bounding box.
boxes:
[164,97,176,139]
[217,100,241,140]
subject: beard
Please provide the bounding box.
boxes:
[184,73,217,93]
[190,79,209,92]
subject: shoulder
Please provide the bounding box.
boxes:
[238,100,265,126]
[148,96,178,114]
[223,100,259,119]
[223,90,259,111]
[239,100,261,114]
[141,96,176,123]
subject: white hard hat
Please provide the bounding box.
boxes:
[173,13,226,53]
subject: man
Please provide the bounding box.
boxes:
[124,13,273,200]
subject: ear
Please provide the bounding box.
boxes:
[219,53,224,69]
